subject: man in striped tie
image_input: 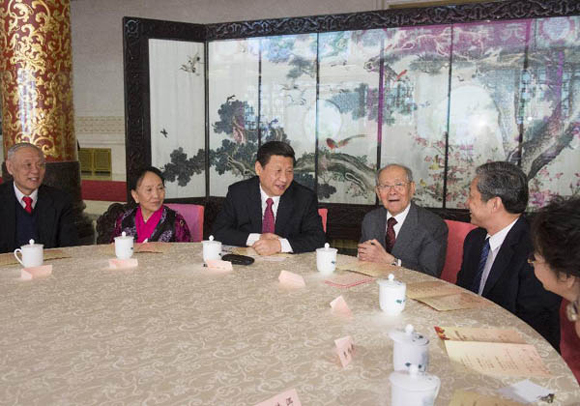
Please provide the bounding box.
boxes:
[0,142,79,253]
[456,161,561,350]
[212,141,325,256]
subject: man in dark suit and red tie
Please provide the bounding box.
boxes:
[357,164,448,277]
[456,161,561,349]
[212,141,325,255]
[0,142,79,253]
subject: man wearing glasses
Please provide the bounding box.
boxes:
[456,161,560,349]
[357,164,448,277]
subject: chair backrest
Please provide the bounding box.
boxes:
[96,202,135,244]
[318,208,328,232]
[440,219,477,284]
[165,203,204,242]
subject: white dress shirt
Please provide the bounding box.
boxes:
[245,186,293,253]
[477,217,519,294]
[13,183,39,210]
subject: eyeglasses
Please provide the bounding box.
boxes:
[527,253,545,266]
[377,182,407,192]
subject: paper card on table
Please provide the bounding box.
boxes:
[336,260,397,278]
[135,242,170,253]
[335,335,355,368]
[497,379,554,404]
[445,340,551,377]
[406,280,464,299]
[254,388,302,406]
[449,390,526,406]
[324,273,374,288]
[330,295,352,317]
[434,326,526,344]
[21,265,53,280]
[205,259,233,272]
[278,270,305,288]
[108,258,139,269]
[417,293,492,311]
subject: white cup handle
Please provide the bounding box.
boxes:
[14,249,24,267]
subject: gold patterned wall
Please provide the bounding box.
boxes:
[0,0,76,161]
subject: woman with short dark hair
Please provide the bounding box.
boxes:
[531,195,580,382]
[111,166,191,242]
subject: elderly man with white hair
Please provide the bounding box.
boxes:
[0,142,78,253]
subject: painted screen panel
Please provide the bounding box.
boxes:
[208,38,260,197]
[522,16,580,208]
[149,39,206,198]
[446,20,527,208]
[259,34,318,193]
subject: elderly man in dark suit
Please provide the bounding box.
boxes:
[212,141,325,255]
[456,161,561,349]
[358,164,448,277]
[0,142,79,253]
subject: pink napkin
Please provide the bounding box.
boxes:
[278,270,305,288]
[108,258,138,269]
[335,335,355,368]
[330,295,352,317]
[255,388,302,406]
[21,265,53,280]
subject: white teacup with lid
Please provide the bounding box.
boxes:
[316,242,338,274]
[389,324,430,372]
[389,364,440,406]
[14,239,44,268]
[377,273,406,315]
[114,231,134,259]
[202,235,222,261]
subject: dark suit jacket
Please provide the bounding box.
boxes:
[212,177,326,253]
[456,216,561,349]
[360,202,448,277]
[0,181,79,253]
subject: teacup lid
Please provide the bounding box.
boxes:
[389,364,440,391]
[115,231,133,241]
[316,242,337,253]
[377,273,405,288]
[388,324,429,346]
[24,239,43,248]
[203,235,221,245]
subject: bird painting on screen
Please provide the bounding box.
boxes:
[326,134,366,150]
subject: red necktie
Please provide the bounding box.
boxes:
[262,198,275,233]
[385,217,397,253]
[22,196,33,214]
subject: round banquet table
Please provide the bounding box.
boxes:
[0,243,579,405]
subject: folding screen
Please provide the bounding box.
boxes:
[124,1,580,237]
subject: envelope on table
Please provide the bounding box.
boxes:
[205,259,233,272]
[330,295,352,317]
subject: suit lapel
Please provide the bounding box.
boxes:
[392,203,417,256]
[1,183,17,248]
[274,182,293,235]
[482,217,524,296]
[249,177,263,231]
[35,186,56,245]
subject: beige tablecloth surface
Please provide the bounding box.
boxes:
[1,243,578,405]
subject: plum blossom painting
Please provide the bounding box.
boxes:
[148,14,580,209]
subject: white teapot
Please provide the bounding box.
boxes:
[389,324,430,372]
[389,364,440,406]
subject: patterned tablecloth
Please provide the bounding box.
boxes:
[1,243,578,405]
